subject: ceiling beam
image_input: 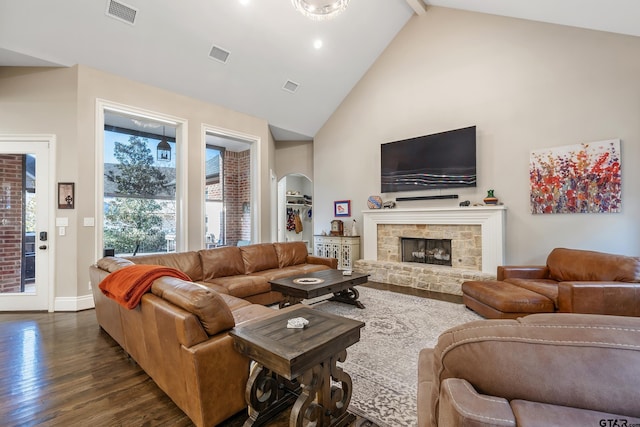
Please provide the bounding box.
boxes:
[406,0,427,15]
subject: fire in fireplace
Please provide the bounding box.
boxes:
[401,237,452,266]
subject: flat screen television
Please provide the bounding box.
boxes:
[380,125,476,193]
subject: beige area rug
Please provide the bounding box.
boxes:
[309,286,482,427]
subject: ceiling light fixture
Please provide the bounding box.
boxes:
[291,0,349,21]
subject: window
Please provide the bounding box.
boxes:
[103,112,177,256]
[205,145,224,247]
[203,131,253,247]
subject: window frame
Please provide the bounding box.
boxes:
[96,99,188,256]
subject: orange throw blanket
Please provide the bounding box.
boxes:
[99,264,192,309]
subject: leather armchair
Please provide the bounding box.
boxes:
[463,248,640,319]
[418,313,640,426]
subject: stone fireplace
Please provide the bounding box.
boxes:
[379,223,481,270]
[355,206,506,295]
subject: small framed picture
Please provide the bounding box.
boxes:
[58,182,75,209]
[334,200,351,217]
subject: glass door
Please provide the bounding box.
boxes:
[0,139,51,311]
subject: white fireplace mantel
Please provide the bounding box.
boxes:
[362,206,506,274]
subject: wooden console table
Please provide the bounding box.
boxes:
[229,306,365,427]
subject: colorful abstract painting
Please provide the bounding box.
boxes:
[530,139,621,214]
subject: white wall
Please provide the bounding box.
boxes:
[275,140,313,179]
[313,7,640,265]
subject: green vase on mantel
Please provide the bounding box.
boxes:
[483,189,498,205]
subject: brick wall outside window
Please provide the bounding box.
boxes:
[0,155,25,293]
[224,150,251,245]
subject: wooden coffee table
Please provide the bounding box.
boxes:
[269,269,369,309]
[229,306,365,427]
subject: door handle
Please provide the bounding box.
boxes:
[39,245,47,250]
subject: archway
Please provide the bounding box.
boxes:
[277,174,312,253]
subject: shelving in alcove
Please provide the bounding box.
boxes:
[278,175,313,253]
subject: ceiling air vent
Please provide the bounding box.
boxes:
[209,45,230,64]
[105,0,137,25]
[282,80,300,94]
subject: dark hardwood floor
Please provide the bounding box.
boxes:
[0,309,195,426]
[0,283,459,426]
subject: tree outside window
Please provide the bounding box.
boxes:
[104,134,175,255]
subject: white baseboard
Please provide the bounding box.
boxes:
[54,294,95,311]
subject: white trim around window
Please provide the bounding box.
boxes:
[95,99,188,256]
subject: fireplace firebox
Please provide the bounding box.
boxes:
[401,237,452,266]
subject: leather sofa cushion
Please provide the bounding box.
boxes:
[250,264,330,281]
[547,248,640,283]
[240,243,279,273]
[151,277,235,336]
[194,281,230,295]
[126,251,204,281]
[208,275,272,299]
[274,242,308,268]
[511,400,640,427]
[462,281,554,313]
[199,246,246,279]
[503,278,559,306]
[218,293,252,311]
[97,257,134,273]
[231,304,278,326]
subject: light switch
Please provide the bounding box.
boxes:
[55,217,69,227]
[83,217,95,227]
[59,226,66,236]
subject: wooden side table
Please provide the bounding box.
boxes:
[229,306,365,427]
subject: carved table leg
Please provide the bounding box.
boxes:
[243,363,297,427]
[290,350,355,427]
[329,287,365,309]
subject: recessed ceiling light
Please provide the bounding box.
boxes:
[239,0,250,5]
[313,39,323,49]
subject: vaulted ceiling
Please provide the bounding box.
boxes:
[1,0,638,141]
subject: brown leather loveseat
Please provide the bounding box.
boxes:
[417,313,640,426]
[462,247,640,319]
[89,241,337,426]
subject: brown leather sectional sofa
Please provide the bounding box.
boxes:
[462,247,640,319]
[417,313,640,427]
[89,241,337,427]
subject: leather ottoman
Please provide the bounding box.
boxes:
[462,280,555,319]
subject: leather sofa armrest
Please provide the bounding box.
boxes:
[96,256,135,273]
[152,277,235,336]
[307,255,338,269]
[557,281,640,316]
[438,378,515,427]
[417,348,435,427]
[497,265,549,281]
